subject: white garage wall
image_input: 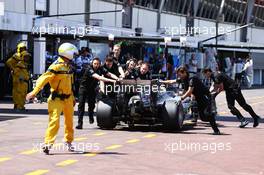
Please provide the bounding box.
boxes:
[3,0,25,13]
[160,13,186,29]
[56,0,85,23]
[132,8,157,34]
[26,0,35,15]
[194,19,216,41]
[248,27,264,44]
[0,11,34,32]
[218,23,240,42]
[90,0,122,28]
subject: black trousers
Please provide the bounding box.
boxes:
[226,88,259,121]
[78,88,96,122]
[197,97,219,132]
[74,73,82,98]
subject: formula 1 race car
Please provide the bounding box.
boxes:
[96,79,192,130]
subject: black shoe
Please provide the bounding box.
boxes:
[213,130,221,135]
[89,116,94,124]
[88,112,94,124]
[190,113,198,122]
[239,120,249,128]
[75,123,83,129]
[253,117,260,128]
[191,117,198,125]
[42,145,51,155]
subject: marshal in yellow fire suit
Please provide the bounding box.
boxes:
[31,57,75,145]
[6,52,25,109]
[11,51,31,109]
[6,42,28,109]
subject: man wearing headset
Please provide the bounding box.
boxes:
[76,57,119,129]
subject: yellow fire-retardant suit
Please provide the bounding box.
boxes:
[11,51,31,109]
[31,57,74,145]
[6,51,24,109]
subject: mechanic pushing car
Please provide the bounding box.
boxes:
[135,62,151,80]
[76,57,119,129]
[162,66,221,135]
[203,68,261,128]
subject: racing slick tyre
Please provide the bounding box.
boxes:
[162,100,185,130]
[96,99,117,129]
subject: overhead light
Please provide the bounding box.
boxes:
[164,37,172,44]
[108,34,115,41]
[180,36,187,46]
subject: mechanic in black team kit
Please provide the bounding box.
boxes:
[162,66,221,135]
[203,68,261,128]
[76,57,119,129]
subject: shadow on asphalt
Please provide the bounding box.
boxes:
[217,115,264,123]
[0,101,14,104]
[0,109,48,115]
[104,124,232,136]
[0,108,92,116]
[0,115,28,122]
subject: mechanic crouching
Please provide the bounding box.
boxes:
[162,66,221,135]
[76,57,119,129]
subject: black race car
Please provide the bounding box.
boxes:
[96,79,191,130]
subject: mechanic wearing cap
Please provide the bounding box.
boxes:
[203,68,261,128]
[26,43,78,154]
[6,42,28,110]
[76,57,119,129]
[162,66,221,135]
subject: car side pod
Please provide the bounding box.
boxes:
[96,99,117,129]
[162,100,185,130]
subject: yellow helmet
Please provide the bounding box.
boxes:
[17,42,27,53]
[58,43,78,60]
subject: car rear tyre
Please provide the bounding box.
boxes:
[162,100,185,130]
[97,99,117,129]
